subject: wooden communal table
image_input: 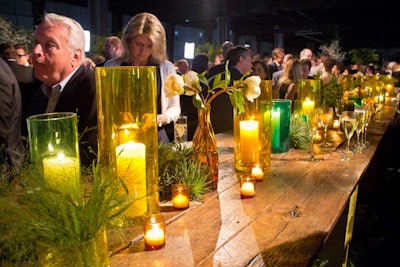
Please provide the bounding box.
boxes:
[109,103,397,267]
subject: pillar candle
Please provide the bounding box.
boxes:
[116,141,147,217]
[271,109,281,149]
[239,120,259,165]
[42,152,80,195]
[302,98,315,114]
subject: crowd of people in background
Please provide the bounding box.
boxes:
[2,11,400,183]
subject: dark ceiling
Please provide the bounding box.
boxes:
[76,0,399,52]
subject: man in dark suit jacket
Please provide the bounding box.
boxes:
[0,58,25,177]
[267,47,285,78]
[205,45,253,134]
[27,13,97,168]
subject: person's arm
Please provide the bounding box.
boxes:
[284,82,297,100]
[160,61,181,124]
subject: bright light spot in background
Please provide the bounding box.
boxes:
[184,42,195,59]
[84,30,90,52]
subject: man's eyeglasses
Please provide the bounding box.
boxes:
[17,54,26,57]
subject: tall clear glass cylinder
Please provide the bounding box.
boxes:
[297,79,322,108]
[95,67,159,226]
[27,112,82,202]
[234,80,272,172]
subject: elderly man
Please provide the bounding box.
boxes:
[27,13,97,167]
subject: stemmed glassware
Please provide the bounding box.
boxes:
[354,107,366,153]
[341,111,357,161]
[318,107,334,148]
[334,99,345,135]
[305,110,323,161]
[363,103,373,146]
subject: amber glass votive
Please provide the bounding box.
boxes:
[251,164,264,181]
[240,175,256,199]
[143,214,166,251]
[171,183,190,209]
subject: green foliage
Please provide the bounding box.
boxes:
[195,42,221,63]
[0,17,33,49]
[320,76,342,108]
[290,115,311,149]
[158,142,211,201]
[0,163,129,265]
[349,48,379,65]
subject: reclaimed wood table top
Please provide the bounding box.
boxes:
[109,103,398,267]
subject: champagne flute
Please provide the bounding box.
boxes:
[334,99,345,135]
[341,111,357,161]
[305,110,323,161]
[363,103,373,146]
[354,107,366,153]
[318,107,334,148]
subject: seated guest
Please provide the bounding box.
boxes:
[206,45,253,134]
[27,13,98,168]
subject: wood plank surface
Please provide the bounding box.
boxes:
[109,103,397,267]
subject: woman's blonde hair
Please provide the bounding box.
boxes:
[121,12,168,64]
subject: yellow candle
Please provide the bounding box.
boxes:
[314,132,322,143]
[144,224,165,247]
[42,153,80,195]
[302,98,315,114]
[172,194,189,209]
[240,182,255,197]
[239,120,259,165]
[333,119,340,130]
[116,141,147,217]
[251,164,264,181]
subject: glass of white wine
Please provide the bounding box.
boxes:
[318,107,334,148]
[363,103,373,146]
[335,99,345,135]
[341,111,357,161]
[305,110,323,161]
[354,107,366,153]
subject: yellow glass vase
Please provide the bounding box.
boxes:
[192,107,219,190]
[96,66,160,226]
[38,229,109,267]
[234,80,272,172]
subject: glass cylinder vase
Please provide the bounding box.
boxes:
[297,79,322,108]
[38,228,109,267]
[95,66,159,226]
[271,99,291,154]
[27,112,82,202]
[192,107,219,190]
[234,80,272,172]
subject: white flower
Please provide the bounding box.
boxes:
[165,74,184,97]
[243,76,261,102]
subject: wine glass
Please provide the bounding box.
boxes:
[305,110,323,161]
[354,107,366,153]
[334,99,345,135]
[318,107,334,148]
[363,103,373,146]
[341,111,357,161]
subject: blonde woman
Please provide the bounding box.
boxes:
[274,59,302,100]
[105,12,180,142]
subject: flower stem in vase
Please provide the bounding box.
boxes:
[192,108,219,190]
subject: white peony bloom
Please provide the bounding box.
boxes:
[244,76,261,102]
[164,74,184,97]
